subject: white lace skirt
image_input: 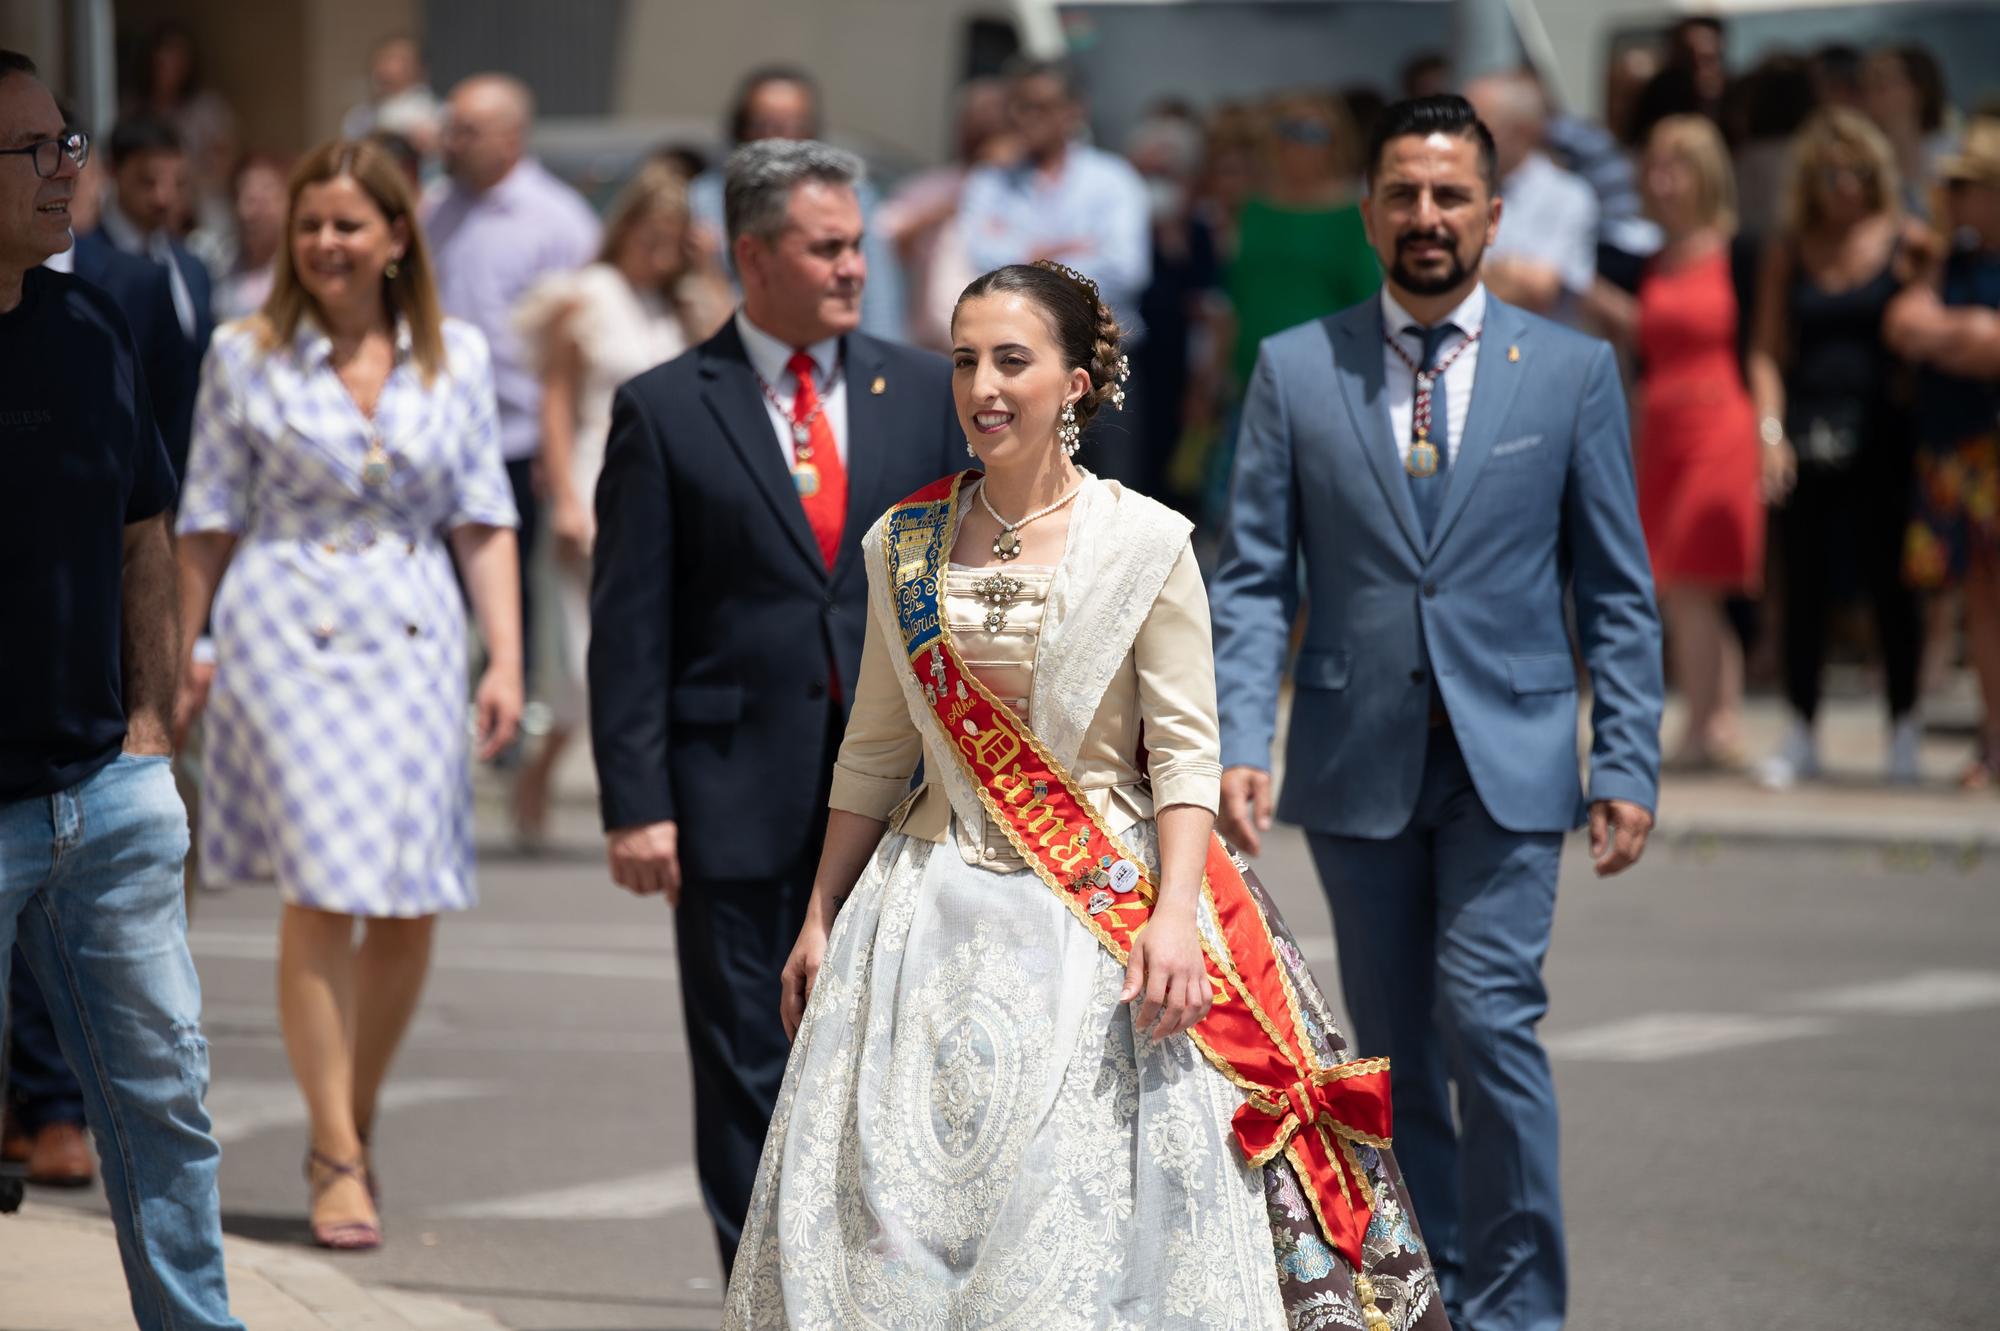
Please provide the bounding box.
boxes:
[723,822,1289,1331]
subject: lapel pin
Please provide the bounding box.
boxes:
[871,376,887,395]
[1507,345,1520,363]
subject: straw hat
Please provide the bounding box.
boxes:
[1937,117,2000,187]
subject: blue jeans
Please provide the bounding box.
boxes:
[0,751,242,1331]
[1308,725,1566,1331]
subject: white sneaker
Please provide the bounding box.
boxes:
[1755,720,1820,790]
[1887,716,1922,785]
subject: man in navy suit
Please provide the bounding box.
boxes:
[93,117,212,395]
[588,140,961,1271]
[67,229,197,477]
[1213,97,1663,1331]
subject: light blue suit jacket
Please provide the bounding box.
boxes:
[1213,294,1663,838]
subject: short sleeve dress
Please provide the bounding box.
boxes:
[176,318,518,916]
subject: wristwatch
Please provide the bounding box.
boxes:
[1759,416,1785,448]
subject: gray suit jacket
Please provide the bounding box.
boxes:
[1212,293,1663,837]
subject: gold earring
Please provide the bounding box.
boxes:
[384,258,401,280]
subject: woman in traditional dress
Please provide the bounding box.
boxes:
[723,261,1446,1330]
[174,138,522,1249]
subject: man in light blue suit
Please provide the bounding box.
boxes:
[1213,96,1663,1331]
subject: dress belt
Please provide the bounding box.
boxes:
[251,516,430,555]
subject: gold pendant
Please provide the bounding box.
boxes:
[993,528,1022,561]
[361,438,391,487]
[792,461,820,497]
[1406,439,1439,479]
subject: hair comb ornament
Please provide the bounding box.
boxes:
[1037,258,1103,302]
[1110,353,1130,410]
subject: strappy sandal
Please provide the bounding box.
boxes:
[305,1149,382,1251]
[1958,755,1998,792]
[357,1128,380,1204]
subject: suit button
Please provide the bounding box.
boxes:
[405,623,420,637]
[806,680,827,700]
[1409,668,1428,684]
[1423,582,1438,599]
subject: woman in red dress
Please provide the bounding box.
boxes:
[1623,115,1764,767]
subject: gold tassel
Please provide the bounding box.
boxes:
[1354,1270,1393,1330]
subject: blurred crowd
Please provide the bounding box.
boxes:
[58,15,2000,808]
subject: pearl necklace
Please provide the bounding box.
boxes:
[977,475,1083,562]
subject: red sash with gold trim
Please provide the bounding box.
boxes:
[881,471,1394,1271]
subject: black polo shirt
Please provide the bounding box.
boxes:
[0,266,177,803]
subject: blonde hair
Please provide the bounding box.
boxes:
[1647,113,1738,235]
[1783,107,1901,235]
[254,137,446,381]
[597,162,689,271]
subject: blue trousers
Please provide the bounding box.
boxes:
[1307,725,1565,1331]
[0,752,242,1331]
[8,949,87,1130]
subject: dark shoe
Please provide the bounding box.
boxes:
[26,1121,94,1187]
[1,1109,30,1165]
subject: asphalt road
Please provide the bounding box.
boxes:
[26,805,2000,1331]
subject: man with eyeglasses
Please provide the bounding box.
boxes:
[0,50,242,1331]
[3,109,198,1194]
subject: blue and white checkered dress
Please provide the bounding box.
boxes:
[177,318,518,916]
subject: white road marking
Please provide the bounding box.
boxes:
[186,927,676,982]
[1543,1013,1834,1063]
[1789,969,2000,1016]
[205,1077,491,1144]
[430,1164,703,1219]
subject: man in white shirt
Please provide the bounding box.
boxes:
[1466,72,1599,327]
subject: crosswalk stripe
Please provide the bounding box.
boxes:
[429,1165,703,1219]
[205,1078,491,1144]
[1789,969,2000,1015]
[186,928,677,982]
[1543,1013,1834,1063]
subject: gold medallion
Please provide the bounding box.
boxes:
[792,462,820,497]
[993,528,1023,561]
[1406,439,1439,479]
[361,438,392,487]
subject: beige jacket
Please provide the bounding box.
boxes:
[827,477,1223,869]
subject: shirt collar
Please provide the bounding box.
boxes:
[98,200,151,255]
[735,308,839,390]
[292,313,417,366]
[1380,282,1487,341]
[43,242,74,274]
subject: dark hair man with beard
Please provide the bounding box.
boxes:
[1213,94,1663,1331]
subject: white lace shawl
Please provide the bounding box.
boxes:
[859,473,1195,841]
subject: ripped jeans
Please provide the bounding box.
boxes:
[1,751,241,1331]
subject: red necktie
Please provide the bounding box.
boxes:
[787,350,847,571]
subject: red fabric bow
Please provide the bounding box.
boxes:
[1230,1059,1393,1267]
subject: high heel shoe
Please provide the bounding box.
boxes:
[305,1149,382,1251]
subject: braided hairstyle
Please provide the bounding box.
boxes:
[953,261,1129,432]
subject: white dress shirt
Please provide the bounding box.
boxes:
[1380,283,1486,470]
[735,309,850,467]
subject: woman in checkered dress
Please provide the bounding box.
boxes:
[174,138,521,1250]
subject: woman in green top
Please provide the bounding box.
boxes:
[1226,92,1382,389]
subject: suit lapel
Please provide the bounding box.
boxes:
[698,324,825,579]
[1332,308,1425,557]
[1428,298,1530,553]
[830,333,888,588]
